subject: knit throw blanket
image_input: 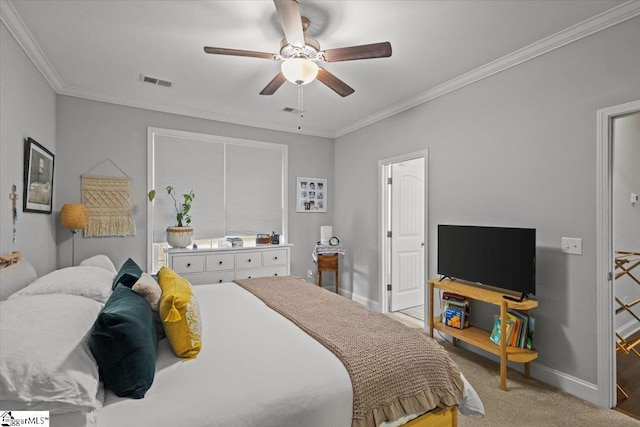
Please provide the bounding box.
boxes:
[234,276,464,427]
[82,175,135,237]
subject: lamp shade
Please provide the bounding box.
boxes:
[281,58,319,85]
[60,204,88,230]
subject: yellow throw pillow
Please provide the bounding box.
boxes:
[157,267,202,359]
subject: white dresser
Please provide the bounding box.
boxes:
[166,244,292,285]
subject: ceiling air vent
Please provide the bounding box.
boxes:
[140,74,172,88]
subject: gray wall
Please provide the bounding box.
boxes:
[613,112,640,331]
[0,22,57,275]
[55,96,334,278]
[334,16,640,394]
[5,5,640,405]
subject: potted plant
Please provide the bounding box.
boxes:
[148,186,195,248]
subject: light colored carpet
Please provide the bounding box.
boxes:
[387,314,640,426]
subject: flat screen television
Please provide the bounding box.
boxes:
[437,224,536,299]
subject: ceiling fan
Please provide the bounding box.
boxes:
[204,0,392,97]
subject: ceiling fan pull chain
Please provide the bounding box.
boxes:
[298,82,304,130]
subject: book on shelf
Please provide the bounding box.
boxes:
[443,306,466,329]
[489,310,536,349]
[490,315,516,345]
[441,292,470,328]
[442,292,467,302]
[508,309,529,348]
[526,316,536,350]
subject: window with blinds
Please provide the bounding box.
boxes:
[147,128,288,270]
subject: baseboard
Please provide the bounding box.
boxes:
[530,363,599,404]
[346,290,381,312]
[451,340,601,405]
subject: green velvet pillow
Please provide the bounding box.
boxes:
[112,258,143,290]
[89,284,158,399]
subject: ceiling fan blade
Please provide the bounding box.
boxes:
[204,46,277,60]
[260,72,287,95]
[321,42,392,63]
[274,0,305,48]
[316,68,354,97]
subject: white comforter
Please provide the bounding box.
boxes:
[97,283,354,427]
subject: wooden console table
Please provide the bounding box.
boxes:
[429,278,538,390]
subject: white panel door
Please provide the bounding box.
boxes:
[390,158,425,312]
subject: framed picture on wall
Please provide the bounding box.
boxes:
[23,137,55,214]
[296,177,327,213]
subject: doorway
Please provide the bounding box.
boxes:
[378,150,428,321]
[611,111,640,418]
[596,100,640,410]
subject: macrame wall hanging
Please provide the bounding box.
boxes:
[81,159,136,237]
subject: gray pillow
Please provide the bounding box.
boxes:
[0,258,37,300]
[79,254,117,274]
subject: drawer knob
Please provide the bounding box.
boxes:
[274,273,278,276]
[274,256,278,260]
[187,263,191,267]
[219,279,223,283]
[219,261,223,265]
[248,259,252,263]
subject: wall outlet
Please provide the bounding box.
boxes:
[561,237,583,255]
[307,269,313,278]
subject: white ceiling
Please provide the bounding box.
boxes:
[2,0,637,138]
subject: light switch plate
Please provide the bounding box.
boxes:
[561,237,582,255]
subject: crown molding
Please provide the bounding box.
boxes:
[0,0,63,91]
[333,0,640,138]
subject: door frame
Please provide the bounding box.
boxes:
[596,99,640,407]
[378,149,429,315]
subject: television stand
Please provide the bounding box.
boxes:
[428,278,538,390]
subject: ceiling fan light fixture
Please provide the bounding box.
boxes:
[281,58,318,85]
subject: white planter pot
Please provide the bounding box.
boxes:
[166,226,193,248]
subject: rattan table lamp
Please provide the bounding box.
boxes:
[60,203,88,266]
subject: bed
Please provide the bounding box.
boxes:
[0,253,483,427]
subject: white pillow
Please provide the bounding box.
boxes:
[79,255,117,274]
[9,266,115,303]
[0,258,37,300]
[0,294,104,414]
[132,273,162,311]
[458,372,485,417]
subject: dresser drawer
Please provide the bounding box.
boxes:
[171,255,204,274]
[205,253,235,271]
[235,266,288,280]
[182,271,236,286]
[262,249,288,266]
[236,252,262,269]
[260,266,288,277]
[205,271,236,284]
